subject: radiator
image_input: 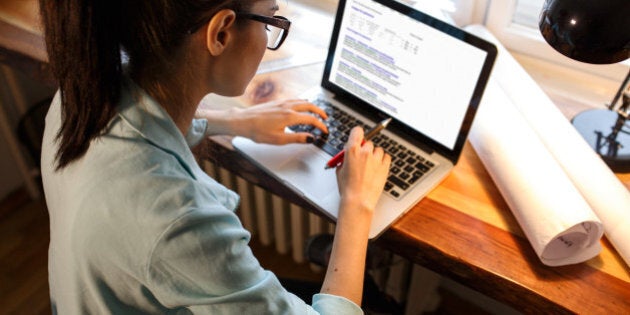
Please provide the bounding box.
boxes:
[201,160,443,314]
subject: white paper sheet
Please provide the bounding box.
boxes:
[466,25,630,267]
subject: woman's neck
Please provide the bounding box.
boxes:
[131,63,206,135]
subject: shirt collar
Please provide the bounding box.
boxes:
[116,78,198,179]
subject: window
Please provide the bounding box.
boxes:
[483,0,627,81]
[512,0,543,28]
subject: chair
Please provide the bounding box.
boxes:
[16,97,51,172]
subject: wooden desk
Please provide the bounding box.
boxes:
[196,67,630,315]
[194,2,630,314]
[0,0,53,200]
[3,1,628,313]
[0,0,52,85]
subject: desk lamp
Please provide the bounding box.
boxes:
[539,0,630,172]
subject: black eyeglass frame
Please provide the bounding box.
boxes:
[237,13,291,50]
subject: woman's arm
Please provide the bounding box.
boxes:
[196,99,328,144]
[320,127,391,305]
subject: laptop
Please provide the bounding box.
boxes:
[232,0,497,239]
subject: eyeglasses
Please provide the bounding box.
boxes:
[237,13,291,50]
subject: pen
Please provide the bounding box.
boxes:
[324,117,392,169]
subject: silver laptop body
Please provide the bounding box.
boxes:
[233,0,496,238]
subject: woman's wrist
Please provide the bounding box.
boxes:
[322,197,373,304]
[197,107,244,137]
[337,196,374,230]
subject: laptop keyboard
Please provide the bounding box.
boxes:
[289,98,436,199]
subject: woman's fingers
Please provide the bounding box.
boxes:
[290,113,329,134]
[279,99,329,120]
[346,126,365,148]
[282,132,316,144]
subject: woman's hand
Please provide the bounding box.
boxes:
[196,99,328,144]
[335,127,391,217]
[321,126,391,304]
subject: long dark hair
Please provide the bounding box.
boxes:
[40,0,249,169]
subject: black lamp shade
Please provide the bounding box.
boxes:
[539,0,630,64]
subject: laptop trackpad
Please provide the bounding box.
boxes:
[277,146,340,202]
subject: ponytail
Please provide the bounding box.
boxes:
[40,0,251,170]
[40,0,122,170]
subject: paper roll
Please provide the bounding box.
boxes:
[470,80,603,266]
[466,25,630,267]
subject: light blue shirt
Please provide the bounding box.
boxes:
[41,80,362,314]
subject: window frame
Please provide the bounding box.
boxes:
[483,0,628,81]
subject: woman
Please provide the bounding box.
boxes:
[40,0,391,313]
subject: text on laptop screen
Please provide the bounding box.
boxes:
[328,0,488,150]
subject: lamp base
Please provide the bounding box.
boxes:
[572,109,630,173]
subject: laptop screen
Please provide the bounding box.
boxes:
[322,0,496,160]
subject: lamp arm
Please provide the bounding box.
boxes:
[608,69,630,112]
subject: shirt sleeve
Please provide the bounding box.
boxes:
[146,207,363,314]
[184,118,209,147]
[313,294,364,314]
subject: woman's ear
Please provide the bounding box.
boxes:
[205,9,237,56]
